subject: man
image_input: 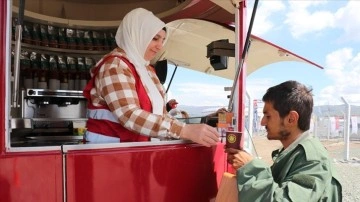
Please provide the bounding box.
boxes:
[166,99,181,117]
[166,99,178,112]
[226,80,342,201]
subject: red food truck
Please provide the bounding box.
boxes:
[0,1,322,201]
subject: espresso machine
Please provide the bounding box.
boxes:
[11,88,87,147]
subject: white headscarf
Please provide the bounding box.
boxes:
[115,8,166,115]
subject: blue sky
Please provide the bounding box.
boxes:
[164,0,360,108]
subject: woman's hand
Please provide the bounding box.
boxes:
[179,124,220,147]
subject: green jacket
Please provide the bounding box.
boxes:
[236,135,342,202]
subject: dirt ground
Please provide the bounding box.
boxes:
[251,135,360,163]
[251,135,360,201]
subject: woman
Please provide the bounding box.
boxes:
[83,8,219,146]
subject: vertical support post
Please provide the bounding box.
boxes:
[226,0,247,174]
[246,92,253,152]
[236,0,247,143]
[313,115,317,138]
[1,0,10,152]
[327,116,330,140]
[12,0,25,108]
[341,97,350,161]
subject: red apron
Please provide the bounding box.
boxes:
[83,55,151,142]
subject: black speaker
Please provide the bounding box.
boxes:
[154,60,168,84]
[210,55,227,71]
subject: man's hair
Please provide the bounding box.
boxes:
[262,80,313,131]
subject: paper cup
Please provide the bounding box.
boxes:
[226,131,242,149]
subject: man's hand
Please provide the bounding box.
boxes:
[225,148,253,170]
[180,124,220,147]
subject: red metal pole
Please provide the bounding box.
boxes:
[237,0,247,146]
[227,0,248,174]
[0,0,7,154]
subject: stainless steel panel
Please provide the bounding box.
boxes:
[11,118,32,129]
[22,101,87,118]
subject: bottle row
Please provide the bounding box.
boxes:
[12,18,118,51]
[13,50,96,91]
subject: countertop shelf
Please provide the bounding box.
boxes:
[12,41,109,58]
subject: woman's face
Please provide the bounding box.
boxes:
[144,29,166,61]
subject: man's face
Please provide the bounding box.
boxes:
[261,102,290,141]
